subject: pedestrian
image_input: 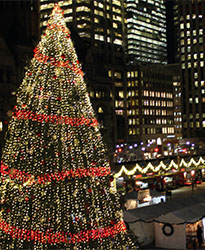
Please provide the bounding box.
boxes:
[192,180,194,192]
[197,225,203,246]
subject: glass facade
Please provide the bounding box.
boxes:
[126,0,167,64]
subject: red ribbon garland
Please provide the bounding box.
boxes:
[0,163,111,184]
[0,219,126,244]
[33,48,83,76]
[13,108,98,127]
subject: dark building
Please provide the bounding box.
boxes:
[174,0,205,139]
[0,1,38,155]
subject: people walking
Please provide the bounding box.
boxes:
[192,180,194,192]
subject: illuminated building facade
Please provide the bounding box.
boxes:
[126,64,174,143]
[126,0,167,64]
[174,0,205,138]
[166,64,182,140]
[112,64,175,162]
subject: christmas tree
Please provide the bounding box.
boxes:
[0,4,134,250]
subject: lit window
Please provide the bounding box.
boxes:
[94,34,104,41]
[0,121,3,132]
[180,23,184,29]
[90,91,94,98]
[115,110,123,115]
[119,91,124,98]
[77,6,90,12]
[98,107,103,113]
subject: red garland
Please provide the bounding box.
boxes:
[13,108,98,127]
[0,219,126,244]
[0,163,111,184]
[33,48,83,77]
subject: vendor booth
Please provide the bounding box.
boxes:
[124,194,205,248]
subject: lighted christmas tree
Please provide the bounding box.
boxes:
[0,4,134,250]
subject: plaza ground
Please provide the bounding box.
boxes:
[134,182,205,250]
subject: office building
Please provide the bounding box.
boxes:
[113,64,175,161]
[126,64,174,142]
[166,64,182,140]
[174,0,205,138]
[126,0,167,64]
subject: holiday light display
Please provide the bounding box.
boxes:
[114,156,205,178]
[0,4,134,250]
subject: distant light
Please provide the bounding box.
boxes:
[134,144,138,147]
[120,144,124,147]
[167,135,175,138]
[141,147,145,151]
[147,144,150,147]
[140,142,143,145]
[167,143,171,146]
[118,148,123,152]
[0,122,3,132]
[116,145,119,148]
[191,143,195,147]
[129,146,133,149]
[154,147,159,152]
[186,141,190,145]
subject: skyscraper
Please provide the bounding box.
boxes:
[174,0,205,138]
[126,0,167,64]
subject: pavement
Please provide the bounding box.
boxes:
[140,243,205,250]
[169,181,205,200]
[134,182,205,250]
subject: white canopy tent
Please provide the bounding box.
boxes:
[124,194,205,248]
